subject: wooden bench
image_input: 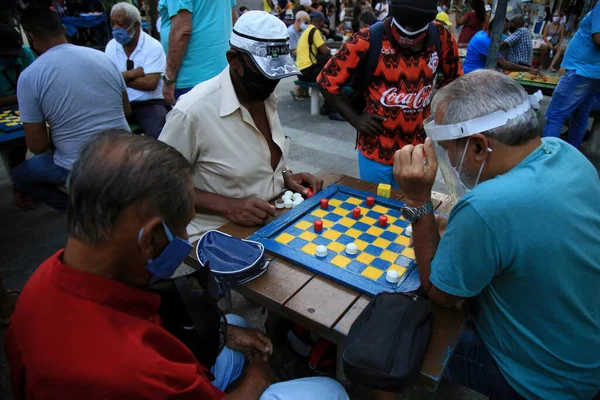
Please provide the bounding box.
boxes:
[294,80,321,116]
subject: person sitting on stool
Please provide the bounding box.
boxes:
[105,2,169,139]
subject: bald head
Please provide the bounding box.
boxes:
[67,131,194,244]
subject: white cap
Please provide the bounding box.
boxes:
[345,243,358,255]
[316,245,328,257]
[284,199,293,208]
[230,11,300,79]
[386,270,400,283]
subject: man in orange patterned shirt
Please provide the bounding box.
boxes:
[317,0,463,188]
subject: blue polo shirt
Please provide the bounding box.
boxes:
[562,3,600,79]
[159,0,237,89]
[462,30,503,74]
[431,138,600,399]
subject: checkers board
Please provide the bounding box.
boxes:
[0,109,22,133]
[508,71,559,96]
[249,185,421,296]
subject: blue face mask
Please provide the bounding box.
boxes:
[300,22,308,30]
[139,221,193,281]
[112,23,135,45]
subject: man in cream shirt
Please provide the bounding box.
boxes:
[159,11,323,242]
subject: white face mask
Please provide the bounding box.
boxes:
[552,16,560,22]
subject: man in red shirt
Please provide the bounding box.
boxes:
[317,0,463,188]
[5,132,348,400]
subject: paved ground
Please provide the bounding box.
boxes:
[0,77,597,399]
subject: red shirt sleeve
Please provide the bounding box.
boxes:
[317,28,371,95]
[437,23,464,87]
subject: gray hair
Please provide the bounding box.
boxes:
[111,2,142,24]
[295,11,309,22]
[431,70,539,146]
[67,131,194,245]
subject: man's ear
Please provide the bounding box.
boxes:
[226,49,240,68]
[471,133,490,162]
[138,217,165,260]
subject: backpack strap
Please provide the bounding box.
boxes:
[350,22,384,94]
[308,27,318,65]
[426,23,443,76]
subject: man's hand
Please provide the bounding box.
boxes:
[226,324,273,361]
[123,67,145,82]
[351,113,385,137]
[224,197,276,227]
[283,172,324,196]
[163,83,176,105]
[393,137,438,206]
[529,68,544,78]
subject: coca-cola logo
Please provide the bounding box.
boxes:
[380,85,433,109]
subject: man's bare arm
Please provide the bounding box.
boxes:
[128,73,161,91]
[0,95,17,107]
[194,189,276,227]
[23,122,50,154]
[165,10,193,81]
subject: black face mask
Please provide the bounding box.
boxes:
[238,59,280,102]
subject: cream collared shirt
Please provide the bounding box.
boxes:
[159,66,288,242]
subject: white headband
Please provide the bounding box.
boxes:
[424,90,542,141]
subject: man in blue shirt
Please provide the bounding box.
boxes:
[394,70,600,399]
[12,6,130,212]
[159,0,238,104]
[544,3,600,149]
[463,18,537,74]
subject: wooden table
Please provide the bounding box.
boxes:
[185,172,464,391]
[507,71,559,96]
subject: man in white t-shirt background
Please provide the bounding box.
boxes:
[375,0,389,21]
[105,2,168,139]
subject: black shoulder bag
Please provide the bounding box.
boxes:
[342,291,432,392]
[154,263,226,369]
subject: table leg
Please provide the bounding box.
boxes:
[310,88,319,116]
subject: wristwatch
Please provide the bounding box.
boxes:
[162,73,176,85]
[401,201,433,223]
[282,167,293,176]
